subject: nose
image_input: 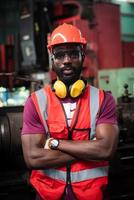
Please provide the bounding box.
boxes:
[63,54,72,63]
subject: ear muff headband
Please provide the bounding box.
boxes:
[53,79,86,99]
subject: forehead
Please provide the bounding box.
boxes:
[52,43,81,52]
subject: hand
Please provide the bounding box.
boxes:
[44,138,53,149]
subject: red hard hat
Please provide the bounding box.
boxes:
[47,23,87,50]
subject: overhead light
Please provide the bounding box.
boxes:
[115,0,134,2]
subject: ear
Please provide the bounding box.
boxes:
[51,57,56,72]
[82,53,85,60]
[48,52,54,70]
[81,52,85,63]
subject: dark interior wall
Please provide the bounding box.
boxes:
[0,0,20,43]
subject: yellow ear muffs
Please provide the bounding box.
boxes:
[53,79,86,99]
[70,80,85,98]
[53,80,67,98]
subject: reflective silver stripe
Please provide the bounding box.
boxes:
[41,166,108,183]
[35,89,49,135]
[90,86,99,139]
[41,169,66,182]
[71,166,109,183]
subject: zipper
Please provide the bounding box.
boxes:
[59,99,81,185]
[66,129,72,185]
[66,163,71,184]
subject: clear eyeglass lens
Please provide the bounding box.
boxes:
[53,50,80,60]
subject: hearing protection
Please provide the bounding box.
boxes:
[53,79,86,99]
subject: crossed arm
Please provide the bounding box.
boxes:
[21,123,119,170]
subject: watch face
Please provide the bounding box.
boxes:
[51,139,59,149]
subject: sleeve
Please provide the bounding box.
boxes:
[96,92,118,125]
[21,96,46,135]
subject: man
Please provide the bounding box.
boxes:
[21,23,119,200]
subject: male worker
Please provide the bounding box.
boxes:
[21,23,119,200]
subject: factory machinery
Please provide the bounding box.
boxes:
[107,84,134,200]
[0,106,35,200]
[0,84,134,200]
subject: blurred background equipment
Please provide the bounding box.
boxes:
[98,68,134,100]
[19,0,51,74]
[0,106,35,200]
[108,83,134,200]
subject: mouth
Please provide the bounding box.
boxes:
[63,69,73,75]
[62,67,74,76]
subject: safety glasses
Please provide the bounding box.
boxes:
[52,50,81,60]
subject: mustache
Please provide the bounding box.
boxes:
[61,65,75,72]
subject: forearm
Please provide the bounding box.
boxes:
[57,124,119,161]
[58,139,109,161]
[24,147,77,169]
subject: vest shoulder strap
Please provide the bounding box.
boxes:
[31,87,50,137]
[90,85,103,139]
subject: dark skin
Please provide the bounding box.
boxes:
[21,43,119,170]
[51,44,84,86]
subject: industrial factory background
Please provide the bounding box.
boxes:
[0,0,134,200]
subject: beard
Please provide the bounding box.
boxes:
[54,65,82,86]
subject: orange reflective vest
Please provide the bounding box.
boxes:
[30,85,109,200]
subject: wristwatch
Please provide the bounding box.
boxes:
[48,138,59,150]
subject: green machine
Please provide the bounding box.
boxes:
[98,68,134,101]
[112,0,134,42]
